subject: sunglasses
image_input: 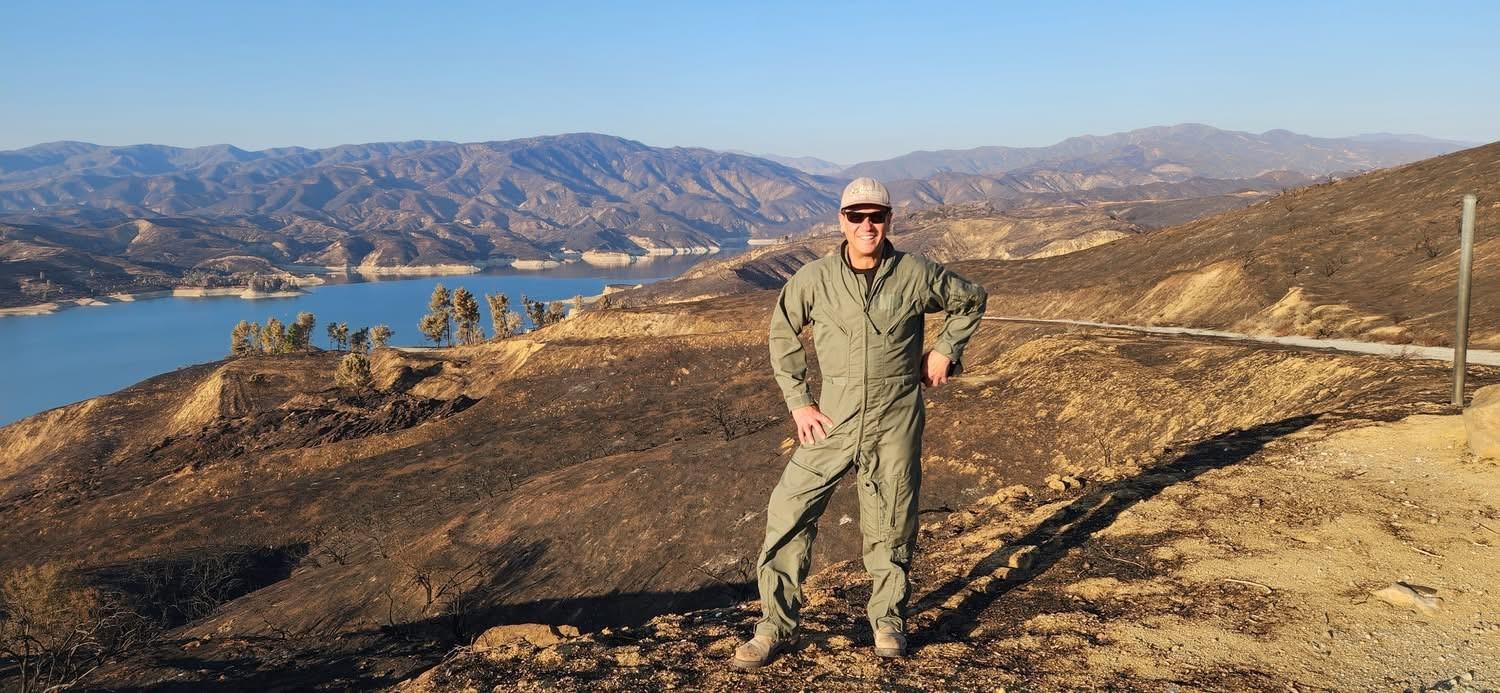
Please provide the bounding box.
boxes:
[843,209,890,224]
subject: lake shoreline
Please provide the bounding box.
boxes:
[0,287,311,318]
[0,246,739,318]
[0,260,709,426]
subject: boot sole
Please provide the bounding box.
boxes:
[874,647,907,658]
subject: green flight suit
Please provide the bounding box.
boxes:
[756,240,988,638]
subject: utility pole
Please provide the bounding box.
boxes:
[1454,194,1479,406]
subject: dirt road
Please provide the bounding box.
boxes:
[983,316,1500,366]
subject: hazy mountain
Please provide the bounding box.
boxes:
[842,123,1470,181]
[884,170,1309,209]
[0,134,841,256]
[725,151,845,176]
[1347,132,1476,146]
[0,140,450,184]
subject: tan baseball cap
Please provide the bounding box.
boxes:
[840,177,891,210]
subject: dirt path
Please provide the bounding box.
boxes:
[982,316,1500,367]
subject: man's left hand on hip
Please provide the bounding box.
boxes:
[921,351,952,388]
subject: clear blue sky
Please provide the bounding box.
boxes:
[2,0,1496,163]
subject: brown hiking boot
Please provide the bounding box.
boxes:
[873,626,907,658]
[731,633,798,671]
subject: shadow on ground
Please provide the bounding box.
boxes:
[911,414,1322,642]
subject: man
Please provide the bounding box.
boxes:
[733,177,988,670]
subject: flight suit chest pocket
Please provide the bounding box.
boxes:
[810,305,851,335]
[869,292,919,336]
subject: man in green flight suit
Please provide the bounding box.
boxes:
[733,177,988,670]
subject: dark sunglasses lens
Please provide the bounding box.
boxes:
[845,210,888,223]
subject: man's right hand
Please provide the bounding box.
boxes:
[791,405,835,445]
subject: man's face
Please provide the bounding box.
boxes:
[839,204,890,259]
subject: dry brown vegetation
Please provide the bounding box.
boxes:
[0,563,153,692]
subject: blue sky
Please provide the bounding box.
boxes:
[2,1,1496,163]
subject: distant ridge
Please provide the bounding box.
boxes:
[724,150,844,176]
[0,133,839,255]
[841,123,1469,180]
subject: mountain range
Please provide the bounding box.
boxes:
[840,124,1471,180]
[0,125,1477,308]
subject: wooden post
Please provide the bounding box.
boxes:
[1454,194,1479,406]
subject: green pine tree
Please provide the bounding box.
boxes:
[230,320,255,356]
[263,317,287,355]
[334,352,373,390]
[422,284,453,346]
[452,287,484,345]
[289,312,317,349]
[350,326,370,354]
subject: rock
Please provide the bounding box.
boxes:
[1371,582,1443,616]
[1007,545,1038,570]
[1463,384,1500,459]
[999,484,1031,500]
[1062,475,1085,490]
[967,576,994,595]
[1045,474,1067,492]
[473,623,581,651]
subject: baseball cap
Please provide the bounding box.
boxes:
[840,177,891,210]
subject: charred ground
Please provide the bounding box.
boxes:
[2,289,1491,689]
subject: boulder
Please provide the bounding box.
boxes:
[1370,582,1442,616]
[1463,384,1500,459]
[472,623,580,651]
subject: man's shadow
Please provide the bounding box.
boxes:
[911,413,1322,642]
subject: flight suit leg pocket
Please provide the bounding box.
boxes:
[856,468,901,542]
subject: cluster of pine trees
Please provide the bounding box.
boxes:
[417,284,582,347]
[230,312,319,356]
[230,313,393,357]
[226,284,592,391]
[228,312,393,390]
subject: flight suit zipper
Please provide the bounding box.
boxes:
[855,255,893,468]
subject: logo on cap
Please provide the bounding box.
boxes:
[840,177,891,210]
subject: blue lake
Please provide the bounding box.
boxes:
[0,254,718,426]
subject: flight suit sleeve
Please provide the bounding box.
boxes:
[923,264,988,376]
[769,269,817,412]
